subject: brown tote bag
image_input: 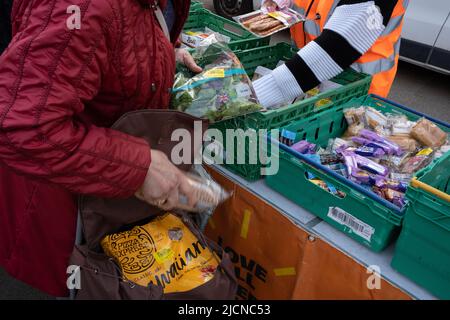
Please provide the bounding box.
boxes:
[69,110,237,300]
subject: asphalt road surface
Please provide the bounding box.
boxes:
[0,0,449,300]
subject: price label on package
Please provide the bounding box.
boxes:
[204,68,225,78]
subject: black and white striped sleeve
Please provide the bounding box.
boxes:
[253,0,398,108]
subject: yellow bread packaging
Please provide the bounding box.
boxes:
[101,213,219,293]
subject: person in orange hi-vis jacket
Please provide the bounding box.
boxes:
[254,0,408,108]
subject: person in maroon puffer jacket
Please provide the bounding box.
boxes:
[0,0,202,296]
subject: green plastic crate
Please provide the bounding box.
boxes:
[183,9,270,50]
[265,94,450,251]
[211,43,372,181]
[190,1,204,12]
[391,151,450,299]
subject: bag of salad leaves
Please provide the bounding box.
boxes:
[171,41,262,123]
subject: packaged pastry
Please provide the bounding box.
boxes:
[365,107,388,129]
[234,8,304,37]
[388,135,418,152]
[344,107,366,126]
[410,118,447,148]
[343,123,364,137]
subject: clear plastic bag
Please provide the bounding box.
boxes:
[171,41,262,123]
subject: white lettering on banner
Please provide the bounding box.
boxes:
[366,265,382,290]
[170,121,280,176]
[327,207,375,242]
[66,5,81,30]
[66,265,81,290]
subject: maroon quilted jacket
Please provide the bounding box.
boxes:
[0,0,190,296]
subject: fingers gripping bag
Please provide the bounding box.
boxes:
[171,41,262,123]
[100,213,219,294]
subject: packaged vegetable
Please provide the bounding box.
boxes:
[101,213,220,293]
[410,118,447,148]
[234,8,304,37]
[171,42,261,122]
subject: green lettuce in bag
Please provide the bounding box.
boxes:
[171,42,262,122]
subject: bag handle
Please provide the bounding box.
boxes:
[152,1,171,41]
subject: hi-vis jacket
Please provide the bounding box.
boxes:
[291,0,408,97]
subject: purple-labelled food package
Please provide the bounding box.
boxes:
[352,137,396,155]
[353,153,389,176]
[351,169,385,186]
[342,152,358,176]
[355,145,386,158]
[320,153,342,165]
[291,140,316,154]
[375,178,407,192]
[359,129,403,156]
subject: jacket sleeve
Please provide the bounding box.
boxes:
[0,0,151,198]
[254,0,400,108]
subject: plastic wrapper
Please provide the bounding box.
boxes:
[308,176,345,198]
[433,144,450,160]
[375,179,407,193]
[234,8,304,37]
[136,170,231,214]
[252,65,272,81]
[343,123,364,137]
[327,138,352,154]
[177,173,231,213]
[352,136,396,156]
[388,135,418,152]
[410,118,447,148]
[320,153,342,165]
[101,213,220,293]
[359,129,403,156]
[390,118,415,136]
[181,28,231,48]
[280,129,297,146]
[354,145,385,158]
[350,169,383,186]
[290,140,316,154]
[400,148,434,174]
[353,153,389,176]
[365,107,388,129]
[383,188,406,207]
[171,42,261,122]
[381,152,411,171]
[344,107,366,126]
[390,172,413,185]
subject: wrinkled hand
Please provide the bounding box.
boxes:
[135,150,198,211]
[175,48,202,73]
